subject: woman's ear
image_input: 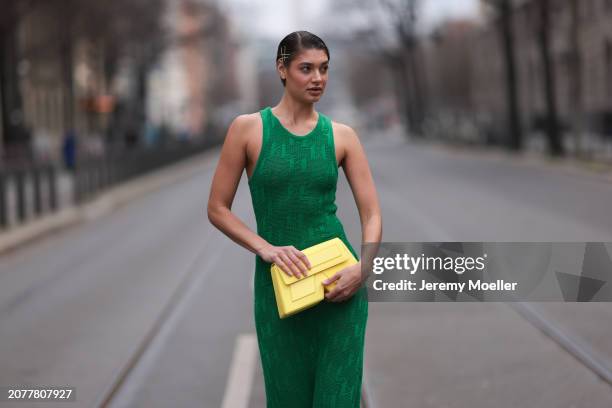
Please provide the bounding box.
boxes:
[277,61,286,80]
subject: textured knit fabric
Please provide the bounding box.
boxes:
[248,106,369,408]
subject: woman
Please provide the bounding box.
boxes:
[207,31,382,407]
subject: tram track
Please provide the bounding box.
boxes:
[509,302,612,386]
[93,228,221,408]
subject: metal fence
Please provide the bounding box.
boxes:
[0,164,58,229]
[0,137,220,230]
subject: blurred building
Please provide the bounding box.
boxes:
[1,0,241,163]
[12,3,111,162]
[218,0,260,116]
[148,0,242,142]
[470,0,612,143]
[420,0,612,149]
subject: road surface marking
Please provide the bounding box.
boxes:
[221,333,258,408]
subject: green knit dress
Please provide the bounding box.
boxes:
[248,106,368,408]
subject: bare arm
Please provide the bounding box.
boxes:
[207,115,266,254]
[324,124,382,301]
[206,115,310,277]
[341,125,383,247]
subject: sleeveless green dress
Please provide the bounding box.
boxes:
[248,106,369,408]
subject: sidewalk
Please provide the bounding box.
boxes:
[419,138,612,184]
[0,168,74,228]
[364,124,612,184]
[0,147,220,255]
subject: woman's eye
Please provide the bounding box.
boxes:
[301,66,327,73]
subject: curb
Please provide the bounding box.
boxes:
[416,139,612,184]
[0,147,220,255]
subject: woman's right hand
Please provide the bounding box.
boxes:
[258,244,312,279]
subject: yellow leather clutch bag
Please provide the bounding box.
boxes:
[270,237,358,319]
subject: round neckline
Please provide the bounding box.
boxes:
[268,106,322,139]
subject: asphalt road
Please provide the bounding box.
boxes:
[1,133,612,407]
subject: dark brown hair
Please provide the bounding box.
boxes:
[276,31,330,87]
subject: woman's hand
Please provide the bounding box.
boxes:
[322,262,364,302]
[258,244,311,279]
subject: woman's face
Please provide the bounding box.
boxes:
[278,48,329,102]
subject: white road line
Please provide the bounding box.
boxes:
[221,333,259,408]
[361,361,376,408]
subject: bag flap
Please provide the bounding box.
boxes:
[274,238,348,286]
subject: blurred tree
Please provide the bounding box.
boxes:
[354,0,427,135]
[428,21,476,117]
[0,0,40,157]
[346,51,388,108]
[482,0,523,151]
[534,0,564,156]
[567,0,584,156]
[55,0,78,132]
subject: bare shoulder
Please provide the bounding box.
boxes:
[331,120,361,149]
[228,112,265,173]
[224,112,263,153]
[332,119,360,138]
[330,120,362,166]
[229,112,262,137]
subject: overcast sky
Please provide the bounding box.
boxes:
[420,0,481,29]
[223,0,481,39]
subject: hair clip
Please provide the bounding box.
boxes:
[279,45,290,63]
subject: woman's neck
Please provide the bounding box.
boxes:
[273,95,316,125]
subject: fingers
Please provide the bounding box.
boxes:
[273,256,293,278]
[286,249,309,277]
[324,271,358,302]
[278,252,302,278]
[270,246,313,279]
[324,274,343,301]
[326,284,352,302]
[293,248,312,270]
[322,272,341,286]
[274,248,308,278]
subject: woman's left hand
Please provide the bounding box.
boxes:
[322,262,364,302]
